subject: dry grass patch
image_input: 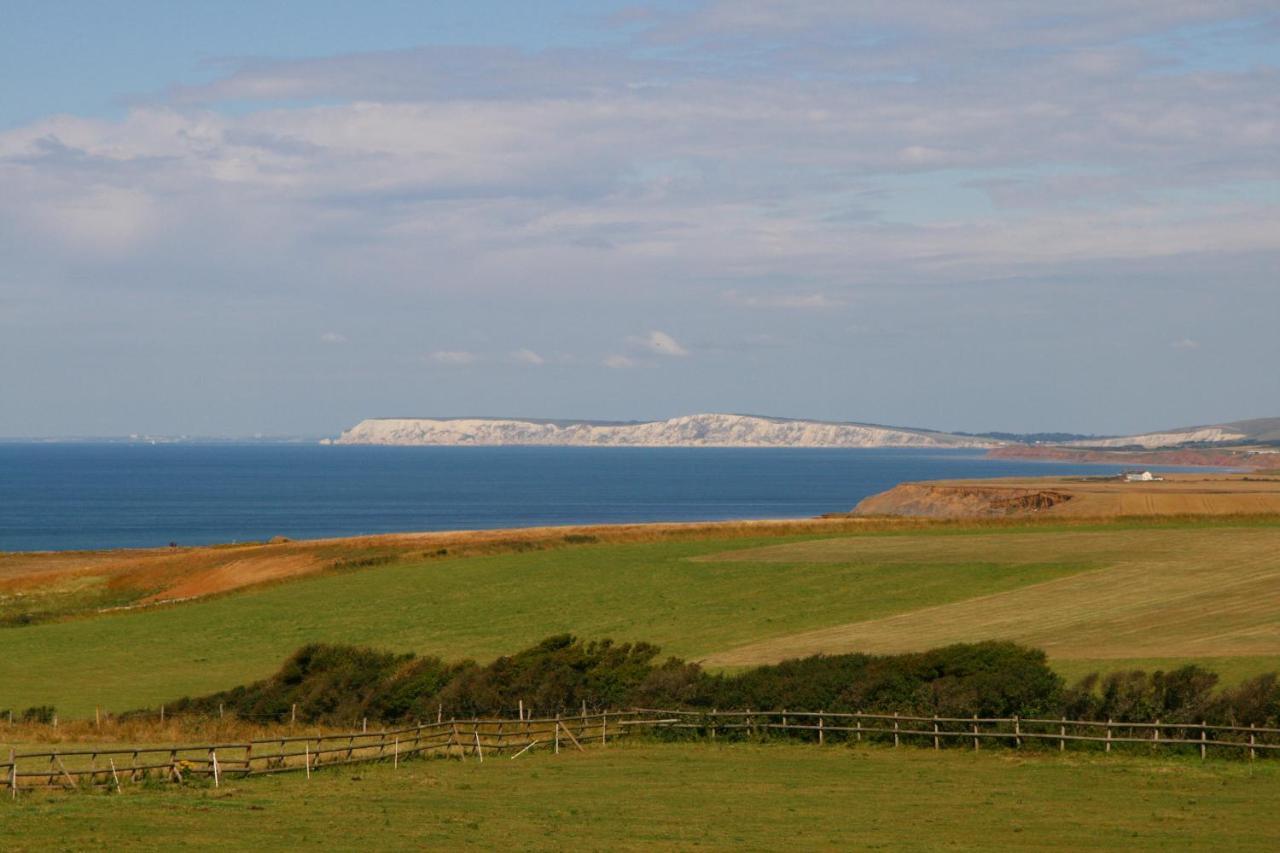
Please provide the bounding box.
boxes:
[703,526,1280,665]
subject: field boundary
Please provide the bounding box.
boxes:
[3,711,658,796]
[8,707,1279,796]
[635,708,1280,757]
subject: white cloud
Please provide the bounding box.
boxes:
[510,348,545,365]
[631,330,689,357]
[603,354,639,369]
[427,350,477,365]
[320,332,347,344]
[1169,338,1201,349]
[723,290,845,309]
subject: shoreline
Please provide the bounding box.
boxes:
[985,444,1269,470]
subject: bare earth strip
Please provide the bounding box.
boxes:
[701,527,1280,666]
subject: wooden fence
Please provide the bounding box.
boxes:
[2,710,659,796]
[7,708,1278,796]
[633,708,1280,759]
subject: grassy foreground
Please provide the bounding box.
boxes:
[4,742,1279,851]
[4,518,1280,717]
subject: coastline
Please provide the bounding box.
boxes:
[985,444,1267,470]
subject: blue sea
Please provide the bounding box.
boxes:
[0,443,1199,552]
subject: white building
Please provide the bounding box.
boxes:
[1124,470,1162,482]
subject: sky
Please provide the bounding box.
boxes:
[1,1,1278,438]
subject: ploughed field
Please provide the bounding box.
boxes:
[4,515,1280,717]
[5,743,1280,851]
[853,473,1280,518]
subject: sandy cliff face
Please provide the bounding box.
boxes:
[331,414,1001,449]
[853,484,1073,517]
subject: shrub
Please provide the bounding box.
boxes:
[20,705,56,724]
[157,637,1070,725]
[148,636,1280,728]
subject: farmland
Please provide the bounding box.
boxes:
[4,515,1280,717]
[5,502,1280,850]
[853,473,1280,518]
[700,524,1280,666]
[4,742,1280,851]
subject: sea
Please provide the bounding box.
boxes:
[0,443,1203,552]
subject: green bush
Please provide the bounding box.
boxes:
[154,637,1280,728]
[20,705,56,724]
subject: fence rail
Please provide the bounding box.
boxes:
[6,707,1276,796]
[3,710,635,795]
[628,708,1280,757]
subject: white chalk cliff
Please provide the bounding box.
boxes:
[1063,427,1247,449]
[329,414,1001,448]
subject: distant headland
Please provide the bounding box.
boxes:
[326,412,1280,455]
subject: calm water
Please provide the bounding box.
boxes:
[0,443,1191,552]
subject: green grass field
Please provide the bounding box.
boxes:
[5,742,1279,851]
[4,519,1280,718]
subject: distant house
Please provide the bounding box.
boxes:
[1124,470,1162,482]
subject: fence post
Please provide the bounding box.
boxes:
[1013,716,1021,748]
[972,714,978,751]
[601,711,607,747]
[1060,717,1066,752]
[555,714,561,755]
[819,711,824,746]
[782,709,787,733]
[1105,719,1112,753]
[1153,719,1160,752]
[893,713,900,748]
[291,703,297,727]
[711,709,717,742]
[856,711,862,743]
[1249,724,1256,761]
[8,747,15,800]
[1200,722,1207,760]
[932,716,940,750]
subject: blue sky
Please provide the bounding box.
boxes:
[1,1,1277,437]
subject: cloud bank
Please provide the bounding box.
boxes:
[1,2,1277,435]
